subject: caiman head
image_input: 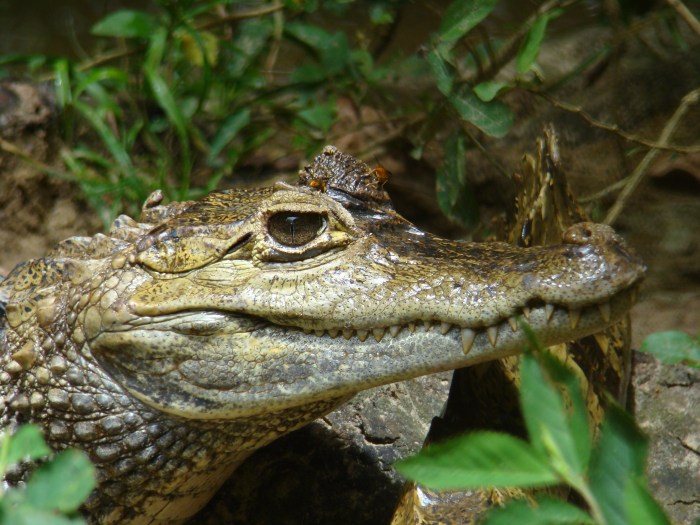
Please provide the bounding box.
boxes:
[63,145,645,422]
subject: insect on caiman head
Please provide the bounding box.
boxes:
[83,146,645,420]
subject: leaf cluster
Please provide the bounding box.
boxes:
[396,325,673,525]
[0,1,600,226]
[0,425,95,525]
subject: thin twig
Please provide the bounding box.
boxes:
[460,124,511,179]
[665,0,700,37]
[537,92,700,154]
[604,86,700,225]
[578,176,630,203]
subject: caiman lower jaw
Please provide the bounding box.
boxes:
[276,285,639,353]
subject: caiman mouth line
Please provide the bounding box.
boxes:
[290,286,637,352]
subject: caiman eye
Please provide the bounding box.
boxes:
[267,212,326,247]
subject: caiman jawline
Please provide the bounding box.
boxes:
[272,285,638,354]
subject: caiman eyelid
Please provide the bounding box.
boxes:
[225,232,253,255]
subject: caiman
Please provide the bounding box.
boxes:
[0,145,645,524]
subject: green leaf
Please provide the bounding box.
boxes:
[426,47,454,95]
[516,9,564,74]
[483,495,595,525]
[436,131,479,227]
[589,403,649,525]
[91,10,159,39]
[473,80,510,102]
[53,59,72,109]
[395,431,557,490]
[24,449,96,513]
[0,506,87,525]
[520,352,591,479]
[2,425,51,470]
[448,87,513,137]
[625,477,672,525]
[285,23,350,74]
[297,102,336,133]
[640,330,700,368]
[73,100,134,177]
[516,14,549,74]
[439,0,499,43]
[208,109,251,163]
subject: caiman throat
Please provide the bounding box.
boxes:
[0,145,645,524]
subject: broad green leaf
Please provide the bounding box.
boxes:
[208,109,251,162]
[640,330,700,368]
[625,477,672,525]
[426,47,454,95]
[483,495,595,525]
[439,0,499,43]
[285,23,350,73]
[520,352,590,479]
[2,425,51,470]
[516,14,549,74]
[516,9,564,74]
[24,449,96,513]
[589,403,648,525]
[436,131,478,227]
[145,71,188,141]
[396,431,557,490]
[473,80,510,102]
[297,102,336,133]
[226,19,274,77]
[1,506,86,525]
[448,87,513,138]
[91,10,159,39]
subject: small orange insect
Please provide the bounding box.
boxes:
[370,164,391,185]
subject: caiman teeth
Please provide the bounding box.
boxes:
[461,328,476,354]
[328,328,340,338]
[407,322,416,333]
[508,317,518,332]
[423,320,432,331]
[343,329,353,340]
[389,325,402,337]
[356,329,369,342]
[598,302,611,323]
[545,303,555,322]
[568,308,581,330]
[522,307,531,319]
[373,327,386,342]
[439,322,452,335]
[315,329,325,337]
[487,326,499,347]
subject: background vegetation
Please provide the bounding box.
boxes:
[1,0,695,229]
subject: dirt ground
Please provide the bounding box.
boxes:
[1,73,699,524]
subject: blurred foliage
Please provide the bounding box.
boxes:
[0,425,96,525]
[0,0,694,227]
[640,330,700,368]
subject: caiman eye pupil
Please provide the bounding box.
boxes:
[268,212,325,247]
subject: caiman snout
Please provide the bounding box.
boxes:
[562,222,646,292]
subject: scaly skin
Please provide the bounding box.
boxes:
[0,146,645,524]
